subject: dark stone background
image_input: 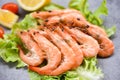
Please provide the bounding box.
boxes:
[0,0,120,80]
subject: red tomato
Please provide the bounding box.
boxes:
[0,27,4,38]
[1,2,19,14]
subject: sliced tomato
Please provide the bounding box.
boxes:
[2,2,19,14]
[0,27,4,38]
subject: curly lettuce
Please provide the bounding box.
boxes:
[69,0,107,25]
[28,70,61,80]
[28,57,103,80]
[65,58,103,80]
[69,0,116,37]
[12,14,37,32]
[106,26,116,37]
[41,3,64,11]
[0,34,26,68]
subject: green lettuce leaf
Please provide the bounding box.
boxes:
[106,26,116,37]
[88,0,108,25]
[28,57,103,80]
[65,57,103,80]
[28,70,42,80]
[69,0,90,17]
[41,3,65,11]
[69,0,107,25]
[12,14,37,32]
[0,34,26,68]
[0,14,38,68]
[28,70,61,80]
[69,0,116,37]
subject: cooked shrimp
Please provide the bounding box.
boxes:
[61,13,107,37]
[46,29,76,76]
[32,9,80,19]
[28,29,61,75]
[87,22,107,37]
[55,27,83,68]
[18,31,45,66]
[33,8,107,37]
[45,12,85,23]
[86,28,114,57]
[64,27,100,58]
[44,16,61,27]
[42,12,107,37]
[41,11,113,57]
[61,14,114,57]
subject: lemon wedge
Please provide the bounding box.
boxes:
[17,0,51,11]
[0,9,19,28]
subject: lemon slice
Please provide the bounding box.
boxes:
[17,0,51,11]
[0,9,19,28]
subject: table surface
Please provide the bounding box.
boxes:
[0,0,120,80]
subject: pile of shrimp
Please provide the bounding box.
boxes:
[18,9,114,76]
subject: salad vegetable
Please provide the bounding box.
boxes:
[0,0,116,80]
[69,0,116,37]
[0,33,26,68]
[1,2,19,14]
[0,27,4,38]
[41,3,65,11]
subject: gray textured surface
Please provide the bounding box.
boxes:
[0,0,120,80]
